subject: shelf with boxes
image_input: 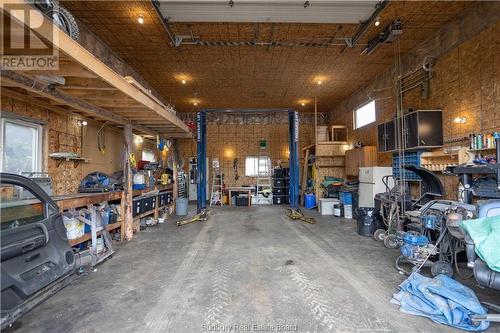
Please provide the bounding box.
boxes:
[53,185,174,247]
[301,141,348,205]
[272,167,290,205]
[132,189,174,231]
[420,147,470,172]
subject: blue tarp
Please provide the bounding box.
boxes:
[391,273,489,331]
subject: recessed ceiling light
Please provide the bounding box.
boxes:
[317,80,322,85]
[181,79,186,84]
[137,14,144,24]
[301,102,305,106]
[194,102,198,106]
[374,16,380,26]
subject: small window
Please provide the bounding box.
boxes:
[0,118,42,174]
[245,156,271,177]
[142,149,157,162]
[354,101,376,129]
[1,183,44,230]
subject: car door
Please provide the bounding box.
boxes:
[1,173,75,320]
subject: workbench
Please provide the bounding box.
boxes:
[227,186,254,207]
[52,185,174,246]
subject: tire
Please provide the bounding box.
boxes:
[374,229,386,242]
[384,234,399,249]
[44,5,80,41]
[431,261,453,277]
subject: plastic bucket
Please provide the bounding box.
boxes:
[304,194,316,209]
[175,198,188,216]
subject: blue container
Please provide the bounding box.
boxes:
[304,194,316,209]
[339,192,353,205]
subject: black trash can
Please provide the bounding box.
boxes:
[356,207,378,237]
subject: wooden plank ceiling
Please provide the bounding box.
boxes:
[0,1,192,138]
[35,1,476,112]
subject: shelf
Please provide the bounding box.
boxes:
[50,156,89,168]
[315,155,346,158]
[132,202,173,221]
[468,147,497,152]
[315,164,345,168]
[68,221,121,247]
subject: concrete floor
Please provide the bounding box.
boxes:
[10,206,500,332]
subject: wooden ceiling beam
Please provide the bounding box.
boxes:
[59,77,116,91]
[1,70,159,136]
[1,87,74,117]
[57,89,129,100]
[26,62,97,79]
[1,0,190,133]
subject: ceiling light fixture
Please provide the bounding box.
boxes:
[137,14,145,24]
[301,102,305,106]
[454,117,467,124]
[317,80,322,85]
[77,120,88,126]
[374,16,380,26]
[181,79,186,84]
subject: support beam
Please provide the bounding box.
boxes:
[1,87,71,116]
[288,110,299,208]
[1,0,190,133]
[121,124,134,241]
[0,70,158,136]
[196,111,207,213]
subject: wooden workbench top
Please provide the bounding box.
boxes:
[52,184,173,211]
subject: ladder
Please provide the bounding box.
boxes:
[210,159,223,206]
[256,140,273,204]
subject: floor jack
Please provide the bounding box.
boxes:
[284,208,315,224]
[176,209,210,226]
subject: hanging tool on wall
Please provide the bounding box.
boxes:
[97,122,106,155]
[233,158,239,181]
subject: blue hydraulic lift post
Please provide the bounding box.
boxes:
[196,111,207,213]
[196,108,300,211]
[288,109,299,208]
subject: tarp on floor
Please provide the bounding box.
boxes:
[391,273,489,331]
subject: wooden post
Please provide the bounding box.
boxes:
[121,124,134,241]
[314,96,318,146]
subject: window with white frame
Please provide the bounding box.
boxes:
[141,148,157,162]
[354,100,376,129]
[245,156,271,177]
[0,118,43,174]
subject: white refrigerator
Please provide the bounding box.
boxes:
[358,167,394,208]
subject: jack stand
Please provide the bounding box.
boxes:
[176,209,210,227]
[284,208,315,224]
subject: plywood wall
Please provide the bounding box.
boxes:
[1,96,124,195]
[178,121,316,187]
[329,19,500,199]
